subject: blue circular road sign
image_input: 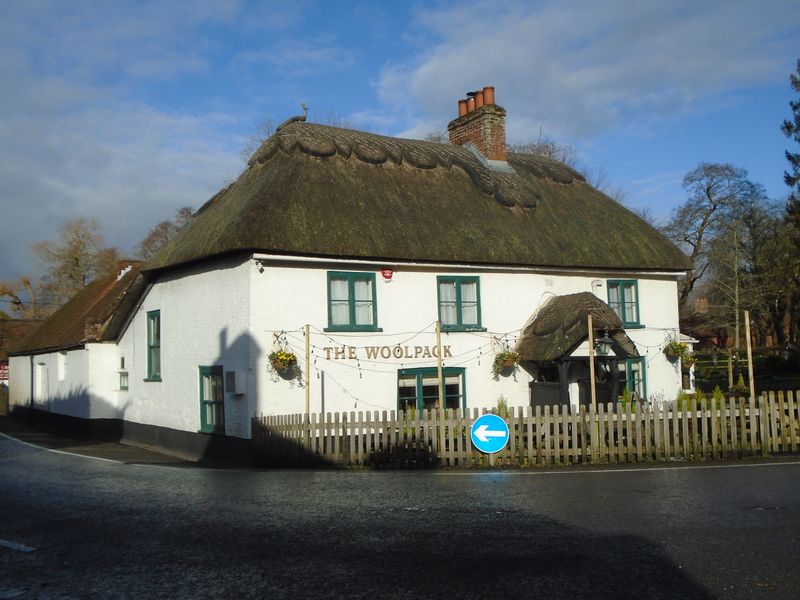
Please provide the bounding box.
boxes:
[470,414,510,454]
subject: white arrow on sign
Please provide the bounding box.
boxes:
[473,424,508,443]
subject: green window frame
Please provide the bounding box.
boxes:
[618,357,647,401]
[607,280,642,328]
[397,367,466,412]
[326,271,380,332]
[146,310,161,381]
[437,276,483,332]
[199,365,225,434]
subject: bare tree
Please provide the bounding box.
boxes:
[0,277,38,319]
[239,117,277,163]
[136,207,193,260]
[509,133,627,203]
[424,131,449,144]
[663,163,760,310]
[32,218,120,307]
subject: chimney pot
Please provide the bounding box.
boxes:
[448,85,506,162]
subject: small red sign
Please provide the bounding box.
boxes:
[0,362,8,381]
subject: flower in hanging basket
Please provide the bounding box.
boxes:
[681,354,697,368]
[269,349,297,372]
[663,340,686,362]
[492,349,520,375]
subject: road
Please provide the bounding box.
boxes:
[1,435,799,599]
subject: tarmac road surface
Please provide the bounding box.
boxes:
[1,432,799,599]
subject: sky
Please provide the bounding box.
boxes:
[1,0,799,284]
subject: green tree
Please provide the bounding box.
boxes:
[782,59,800,198]
[781,59,800,342]
[703,197,790,346]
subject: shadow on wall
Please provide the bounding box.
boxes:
[10,387,132,442]
[193,328,263,466]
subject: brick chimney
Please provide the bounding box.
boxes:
[447,86,506,162]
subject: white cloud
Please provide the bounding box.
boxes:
[0,1,267,281]
[237,38,355,73]
[0,97,243,280]
[380,0,800,141]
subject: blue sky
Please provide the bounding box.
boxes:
[1,0,799,283]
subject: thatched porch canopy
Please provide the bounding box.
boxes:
[516,292,639,362]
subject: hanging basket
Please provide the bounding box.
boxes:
[664,341,686,363]
[492,350,520,375]
[269,350,297,373]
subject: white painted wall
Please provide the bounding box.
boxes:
[115,256,254,438]
[9,348,90,416]
[9,253,685,438]
[250,258,684,418]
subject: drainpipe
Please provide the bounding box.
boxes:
[29,354,34,423]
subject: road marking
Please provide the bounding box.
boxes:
[0,538,36,553]
[0,432,122,464]
[431,460,800,476]
[4,431,800,475]
[0,432,239,472]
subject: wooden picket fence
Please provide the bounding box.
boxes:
[251,390,800,468]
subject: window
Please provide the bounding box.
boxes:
[618,357,646,401]
[326,272,379,331]
[33,362,48,402]
[119,356,128,391]
[199,366,224,434]
[437,276,483,331]
[607,280,641,327]
[57,351,67,381]
[146,310,161,381]
[397,368,466,412]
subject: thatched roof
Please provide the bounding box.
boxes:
[516,292,639,362]
[11,263,145,355]
[144,121,691,273]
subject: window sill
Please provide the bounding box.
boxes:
[143,377,162,382]
[622,323,645,329]
[324,326,384,333]
[441,326,487,333]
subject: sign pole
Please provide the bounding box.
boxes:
[435,320,445,411]
[305,323,311,416]
[744,310,756,402]
[588,313,597,410]
[588,313,599,457]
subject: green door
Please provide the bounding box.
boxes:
[199,366,224,434]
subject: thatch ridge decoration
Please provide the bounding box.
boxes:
[145,121,692,273]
